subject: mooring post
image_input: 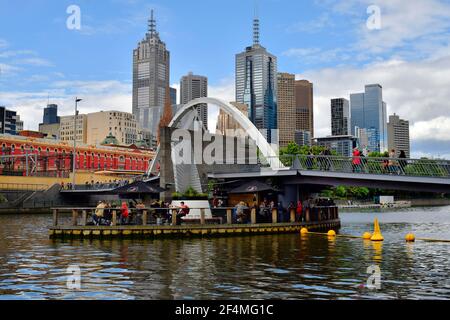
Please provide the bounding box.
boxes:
[72,209,78,226]
[200,208,206,225]
[272,208,278,224]
[251,208,257,224]
[290,208,296,223]
[306,208,310,222]
[81,210,87,226]
[172,209,178,226]
[142,210,147,226]
[112,210,117,226]
[53,209,58,226]
[226,209,233,224]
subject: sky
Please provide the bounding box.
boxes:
[1,0,450,158]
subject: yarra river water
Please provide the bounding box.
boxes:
[0,206,449,300]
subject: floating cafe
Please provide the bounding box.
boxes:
[2,98,450,242]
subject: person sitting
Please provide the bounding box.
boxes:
[176,202,190,225]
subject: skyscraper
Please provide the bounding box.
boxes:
[180,72,208,129]
[387,113,410,158]
[170,87,177,106]
[235,12,277,142]
[43,104,59,125]
[0,106,18,135]
[295,80,314,139]
[132,10,170,139]
[331,98,350,136]
[350,84,388,152]
[277,72,296,147]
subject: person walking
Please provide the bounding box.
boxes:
[352,148,361,173]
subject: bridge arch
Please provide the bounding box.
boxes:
[169,97,280,167]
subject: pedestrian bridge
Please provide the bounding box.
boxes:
[208,155,450,193]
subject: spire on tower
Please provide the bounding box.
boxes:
[148,9,157,37]
[253,2,260,46]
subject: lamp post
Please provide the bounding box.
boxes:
[72,97,82,189]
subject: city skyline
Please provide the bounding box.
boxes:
[1,0,450,158]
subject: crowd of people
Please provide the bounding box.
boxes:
[61,179,132,191]
[352,148,408,175]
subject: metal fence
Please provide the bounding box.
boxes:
[261,154,450,179]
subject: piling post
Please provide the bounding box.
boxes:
[53,209,58,226]
[305,208,310,222]
[290,208,296,223]
[142,210,148,226]
[81,210,87,226]
[251,208,257,224]
[172,209,178,226]
[226,209,233,224]
[200,208,206,225]
[72,209,78,226]
[112,210,117,226]
[272,208,278,223]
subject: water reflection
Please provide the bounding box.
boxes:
[0,206,449,299]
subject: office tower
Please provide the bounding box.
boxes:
[86,111,138,146]
[295,80,314,139]
[314,136,357,157]
[59,114,88,144]
[331,98,350,136]
[216,102,248,136]
[43,104,59,125]
[180,72,208,129]
[0,106,17,135]
[235,12,277,142]
[350,84,388,152]
[295,130,311,147]
[132,10,170,139]
[16,115,23,132]
[387,114,410,158]
[355,127,378,155]
[170,87,177,106]
[277,73,296,147]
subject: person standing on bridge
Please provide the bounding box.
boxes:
[352,148,362,173]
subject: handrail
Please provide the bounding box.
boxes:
[262,154,450,179]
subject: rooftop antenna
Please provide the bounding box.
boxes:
[148,9,157,37]
[253,1,260,46]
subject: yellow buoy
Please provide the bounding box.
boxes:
[327,230,336,237]
[363,232,372,240]
[370,218,384,241]
[300,228,309,235]
[405,234,416,242]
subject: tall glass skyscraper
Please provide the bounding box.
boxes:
[132,10,170,138]
[350,84,388,152]
[235,14,277,142]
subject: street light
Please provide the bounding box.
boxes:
[72,97,82,189]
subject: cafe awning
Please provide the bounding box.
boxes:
[229,180,278,194]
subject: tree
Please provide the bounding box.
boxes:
[157,84,173,145]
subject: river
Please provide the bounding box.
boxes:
[0,206,449,300]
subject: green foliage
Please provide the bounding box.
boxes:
[335,186,348,198]
[321,186,371,200]
[368,151,389,158]
[279,142,337,166]
[172,186,208,200]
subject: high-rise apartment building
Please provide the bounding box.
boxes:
[295,80,314,139]
[350,84,388,152]
[170,87,177,106]
[132,10,170,139]
[277,73,296,147]
[331,98,350,136]
[387,113,410,158]
[235,13,277,142]
[180,72,208,129]
[0,106,18,135]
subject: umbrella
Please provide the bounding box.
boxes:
[114,181,165,194]
[229,180,278,194]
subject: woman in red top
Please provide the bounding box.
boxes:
[352,148,361,172]
[296,200,303,222]
[121,201,129,225]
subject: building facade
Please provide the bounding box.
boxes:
[295,130,311,147]
[295,80,314,139]
[277,73,296,147]
[180,72,208,129]
[59,114,88,144]
[86,111,138,146]
[170,87,177,106]
[235,15,277,142]
[39,123,60,140]
[0,106,18,135]
[387,114,410,158]
[43,104,59,125]
[132,10,170,139]
[350,84,388,152]
[331,98,350,136]
[216,102,249,136]
[314,135,357,157]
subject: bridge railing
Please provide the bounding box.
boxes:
[261,154,450,178]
